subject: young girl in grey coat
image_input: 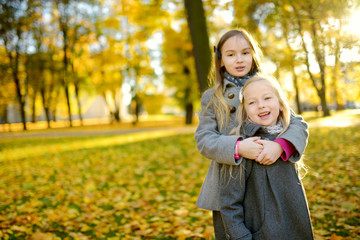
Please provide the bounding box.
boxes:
[195,29,310,239]
[219,75,313,240]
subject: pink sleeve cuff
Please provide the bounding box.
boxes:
[274,138,296,161]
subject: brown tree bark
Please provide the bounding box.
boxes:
[184,0,211,94]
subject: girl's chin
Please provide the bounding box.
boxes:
[253,119,276,126]
[232,73,247,77]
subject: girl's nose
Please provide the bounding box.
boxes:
[258,100,265,108]
[236,54,243,62]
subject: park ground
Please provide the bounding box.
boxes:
[0,109,359,239]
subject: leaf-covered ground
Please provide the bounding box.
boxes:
[303,127,359,239]
[0,126,359,239]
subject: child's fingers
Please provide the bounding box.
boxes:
[255,151,265,162]
[255,139,269,145]
[248,136,262,142]
[256,151,274,164]
[263,159,276,165]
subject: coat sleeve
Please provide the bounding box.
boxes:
[195,89,242,165]
[219,163,252,240]
[278,110,309,163]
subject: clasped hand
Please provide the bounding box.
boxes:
[238,137,283,165]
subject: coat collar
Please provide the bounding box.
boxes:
[242,120,283,139]
[222,78,238,93]
[242,121,262,137]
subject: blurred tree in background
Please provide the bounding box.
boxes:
[0,0,359,130]
[232,0,360,116]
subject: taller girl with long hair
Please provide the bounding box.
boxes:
[195,29,310,239]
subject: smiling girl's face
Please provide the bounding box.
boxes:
[243,80,281,126]
[221,36,253,77]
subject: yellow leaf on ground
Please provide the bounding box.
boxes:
[31,231,56,240]
[11,225,29,233]
[174,208,189,217]
[330,233,344,240]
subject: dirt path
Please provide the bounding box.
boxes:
[1,109,359,139]
[307,109,360,128]
[0,125,197,139]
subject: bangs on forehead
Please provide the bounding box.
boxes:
[222,35,251,52]
[243,79,277,98]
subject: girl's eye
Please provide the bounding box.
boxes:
[243,51,250,55]
[265,97,272,100]
[249,101,255,105]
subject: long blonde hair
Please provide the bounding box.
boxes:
[205,29,264,131]
[223,75,308,184]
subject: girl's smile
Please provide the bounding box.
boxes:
[258,111,271,119]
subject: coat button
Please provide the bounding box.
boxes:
[228,93,234,99]
[230,106,236,113]
[226,233,231,240]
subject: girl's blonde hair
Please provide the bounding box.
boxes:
[206,29,263,131]
[233,74,291,136]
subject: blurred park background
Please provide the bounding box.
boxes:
[1,0,360,239]
[0,0,360,131]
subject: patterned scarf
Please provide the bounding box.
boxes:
[224,70,258,87]
[246,118,283,135]
[263,121,283,135]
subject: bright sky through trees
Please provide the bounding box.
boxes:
[1,0,359,128]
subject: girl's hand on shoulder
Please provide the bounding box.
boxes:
[238,137,263,160]
[255,140,283,165]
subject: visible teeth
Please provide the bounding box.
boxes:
[259,112,269,117]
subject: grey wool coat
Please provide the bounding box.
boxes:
[195,78,309,211]
[219,121,314,240]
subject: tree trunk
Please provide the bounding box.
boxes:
[283,21,302,114]
[332,37,343,110]
[40,87,51,128]
[13,66,27,130]
[102,92,115,123]
[292,71,302,114]
[31,89,37,123]
[64,84,72,126]
[307,4,330,116]
[185,102,193,125]
[131,69,141,125]
[51,89,59,123]
[38,59,50,128]
[11,38,27,130]
[113,91,121,122]
[52,109,57,122]
[184,0,211,94]
[183,66,193,125]
[51,81,60,123]
[132,93,141,125]
[319,89,330,116]
[59,6,73,127]
[293,4,330,116]
[74,82,83,125]
[71,57,83,125]
[62,57,73,126]
[1,104,8,124]
[1,104,11,132]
